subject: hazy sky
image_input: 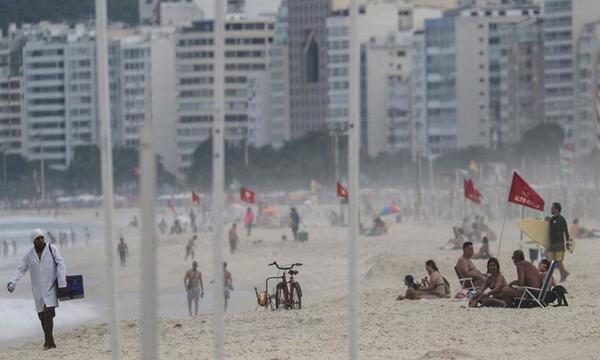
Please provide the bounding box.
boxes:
[195,0,281,17]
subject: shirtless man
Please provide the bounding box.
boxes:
[455,241,487,287]
[223,262,233,312]
[500,250,544,307]
[184,261,204,317]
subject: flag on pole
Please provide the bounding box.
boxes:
[337,182,349,201]
[507,172,544,211]
[191,191,200,204]
[240,187,256,203]
[463,178,482,204]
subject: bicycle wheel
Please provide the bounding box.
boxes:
[292,283,302,310]
[275,283,286,309]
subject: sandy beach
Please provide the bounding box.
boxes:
[1,208,599,359]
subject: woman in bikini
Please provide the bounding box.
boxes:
[398,260,450,300]
[469,257,507,307]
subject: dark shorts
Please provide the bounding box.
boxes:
[38,306,56,320]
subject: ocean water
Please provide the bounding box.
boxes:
[0,298,99,342]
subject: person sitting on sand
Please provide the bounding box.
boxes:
[500,250,544,307]
[472,237,491,259]
[570,218,599,239]
[469,257,507,307]
[365,217,387,236]
[440,227,464,250]
[397,260,450,300]
[483,224,497,242]
[456,242,487,287]
[538,259,557,288]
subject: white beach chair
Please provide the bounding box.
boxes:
[515,260,558,309]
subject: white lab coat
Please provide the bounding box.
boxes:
[10,244,67,313]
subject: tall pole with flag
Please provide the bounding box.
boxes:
[95,0,120,358]
[348,0,360,358]
[212,0,226,358]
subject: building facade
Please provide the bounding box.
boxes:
[287,0,332,139]
[174,16,274,175]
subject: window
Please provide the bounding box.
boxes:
[305,38,319,83]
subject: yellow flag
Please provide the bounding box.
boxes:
[469,160,479,174]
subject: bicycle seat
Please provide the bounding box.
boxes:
[289,270,298,275]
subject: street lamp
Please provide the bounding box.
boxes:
[1,144,8,184]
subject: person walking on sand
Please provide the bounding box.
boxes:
[184,261,204,317]
[224,262,233,313]
[289,207,301,241]
[185,235,197,260]
[548,202,571,282]
[117,237,129,267]
[244,208,255,237]
[189,208,198,233]
[228,223,239,254]
[6,229,67,350]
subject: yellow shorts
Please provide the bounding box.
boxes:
[547,251,564,262]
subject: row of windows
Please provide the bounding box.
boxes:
[180,77,213,85]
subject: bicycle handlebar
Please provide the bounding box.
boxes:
[269,261,302,270]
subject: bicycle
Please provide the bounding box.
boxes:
[255,261,302,310]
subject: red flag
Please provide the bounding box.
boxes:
[336,182,348,201]
[507,172,545,211]
[240,187,256,203]
[191,191,200,204]
[463,178,482,204]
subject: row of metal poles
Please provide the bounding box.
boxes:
[95,0,361,359]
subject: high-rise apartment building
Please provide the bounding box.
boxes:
[287,0,332,139]
[574,21,600,155]
[543,0,600,153]
[268,2,291,148]
[423,1,541,153]
[174,16,274,175]
[22,24,98,169]
[0,30,24,157]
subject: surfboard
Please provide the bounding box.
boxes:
[517,218,549,248]
[516,218,576,253]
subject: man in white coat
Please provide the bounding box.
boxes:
[6,229,67,350]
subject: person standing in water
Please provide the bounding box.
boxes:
[2,240,8,258]
[117,237,129,267]
[11,240,17,256]
[7,229,67,350]
[184,261,204,317]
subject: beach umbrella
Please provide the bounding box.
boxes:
[380,205,402,216]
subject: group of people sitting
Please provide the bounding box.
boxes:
[440,216,496,252]
[398,241,567,308]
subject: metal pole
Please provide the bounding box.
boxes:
[140,125,157,360]
[348,0,360,358]
[140,47,157,360]
[40,145,45,201]
[95,0,121,357]
[334,130,340,187]
[428,153,436,221]
[212,0,226,358]
[3,151,6,184]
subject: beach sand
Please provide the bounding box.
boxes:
[1,208,599,359]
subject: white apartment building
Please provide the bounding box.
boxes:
[22,24,98,169]
[543,0,600,153]
[268,3,290,148]
[0,32,23,157]
[574,21,600,155]
[109,27,178,175]
[246,71,271,147]
[174,16,274,176]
